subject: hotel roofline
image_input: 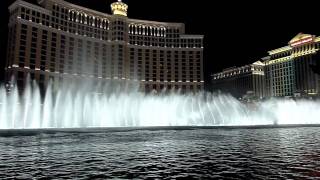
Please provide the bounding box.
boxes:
[9,0,204,39]
[9,0,50,14]
[268,33,320,55]
[13,0,191,29]
[211,61,265,78]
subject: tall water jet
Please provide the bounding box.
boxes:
[73,90,83,128]
[42,80,53,128]
[83,93,92,127]
[22,77,32,128]
[0,85,8,129]
[0,78,320,129]
[8,84,20,129]
[53,90,62,128]
[30,80,41,128]
[62,89,73,128]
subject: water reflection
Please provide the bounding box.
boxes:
[0,128,319,179]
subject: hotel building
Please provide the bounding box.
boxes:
[265,33,320,97]
[212,33,320,98]
[5,0,204,93]
[211,61,266,98]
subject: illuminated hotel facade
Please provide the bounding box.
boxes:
[265,33,320,97]
[212,33,320,98]
[5,0,204,93]
[211,61,266,98]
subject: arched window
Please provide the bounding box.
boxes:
[105,20,109,29]
[92,17,96,26]
[68,10,71,21]
[70,11,73,21]
[103,19,107,29]
[76,12,79,23]
[73,12,76,22]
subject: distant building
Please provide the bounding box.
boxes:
[211,33,320,98]
[5,0,204,93]
[211,61,266,98]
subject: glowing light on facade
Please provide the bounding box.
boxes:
[111,0,128,17]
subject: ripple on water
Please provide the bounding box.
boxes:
[0,128,319,179]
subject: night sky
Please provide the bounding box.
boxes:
[1,0,319,87]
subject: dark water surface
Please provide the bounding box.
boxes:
[0,127,320,179]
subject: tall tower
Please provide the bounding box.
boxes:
[110,0,129,85]
[111,0,128,17]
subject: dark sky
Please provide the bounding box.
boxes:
[1,0,319,85]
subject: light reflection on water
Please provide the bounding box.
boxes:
[0,127,320,179]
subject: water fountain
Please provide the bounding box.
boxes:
[0,77,320,129]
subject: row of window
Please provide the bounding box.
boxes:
[7,24,17,67]
[144,84,202,92]
[53,4,109,30]
[129,36,203,48]
[19,6,109,40]
[271,43,320,59]
[15,70,202,92]
[17,5,203,47]
[270,62,293,69]
[128,25,167,37]
[16,26,125,78]
[213,69,253,79]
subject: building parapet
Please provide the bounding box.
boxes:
[9,0,51,14]
[268,46,291,55]
[128,19,184,28]
[212,61,265,80]
[39,0,112,18]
